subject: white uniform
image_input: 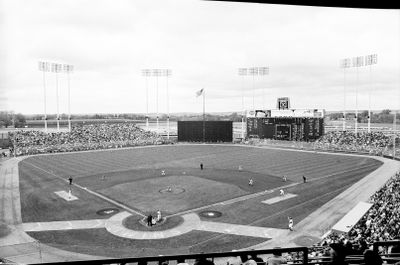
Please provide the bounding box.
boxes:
[288,218,294,231]
[280,189,285,196]
[249,179,253,186]
[161,170,166,176]
[157,210,162,222]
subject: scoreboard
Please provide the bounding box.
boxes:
[247,117,324,141]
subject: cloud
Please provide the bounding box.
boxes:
[1,0,399,114]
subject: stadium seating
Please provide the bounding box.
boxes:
[314,131,400,158]
[245,131,400,159]
[8,123,167,156]
[310,171,400,264]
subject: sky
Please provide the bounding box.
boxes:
[0,0,399,115]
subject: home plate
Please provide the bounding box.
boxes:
[262,193,297,204]
[54,191,78,201]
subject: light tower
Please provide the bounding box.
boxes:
[38,61,50,132]
[141,69,151,129]
[340,58,351,131]
[51,63,62,132]
[365,54,377,133]
[238,68,247,140]
[63,64,74,132]
[163,69,172,139]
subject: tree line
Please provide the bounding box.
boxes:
[2,110,397,128]
[0,111,26,128]
[327,109,399,124]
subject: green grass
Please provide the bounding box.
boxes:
[19,144,383,256]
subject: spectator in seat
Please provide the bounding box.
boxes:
[250,254,265,265]
[267,248,287,265]
[194,257,214,265]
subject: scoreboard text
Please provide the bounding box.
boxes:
[246,117,324,141]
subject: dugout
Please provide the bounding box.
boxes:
[178,121,233,142]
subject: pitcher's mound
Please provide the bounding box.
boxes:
[159,186,185,194]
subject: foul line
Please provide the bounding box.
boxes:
[187,184,350,249]
[21,160,146,217]
[167,164,374,218]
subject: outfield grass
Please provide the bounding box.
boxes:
[19,144,383,256]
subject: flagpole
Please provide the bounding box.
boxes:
[203,88,205,143]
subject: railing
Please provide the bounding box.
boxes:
[27,247,308,265]
[373,239,400,264]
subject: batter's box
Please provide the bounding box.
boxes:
[262,193,297,204]
[54,191,79,201]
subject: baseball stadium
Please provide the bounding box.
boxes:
[1,1,400,265]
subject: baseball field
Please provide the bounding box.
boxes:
[17,144,383,257]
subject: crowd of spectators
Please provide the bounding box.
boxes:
[348,171,400,243]
[245,131,400,159]
[314,131,400,157]
[306,171,400,264]
[8,123,167,156]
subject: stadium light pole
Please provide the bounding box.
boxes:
[63,64,74,132]
[141,69,151,129]
[152,69,162,132]
[259,67,269,109]
[352,56,364,135]
[38,61,49,133]
[365,54,377,133]
[249,67,258,111]
[51,63,62,132]
[238,68,247,140]
[340,58,351,131]
[164,69,172,139]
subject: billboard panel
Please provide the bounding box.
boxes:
[178,121,233,142]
